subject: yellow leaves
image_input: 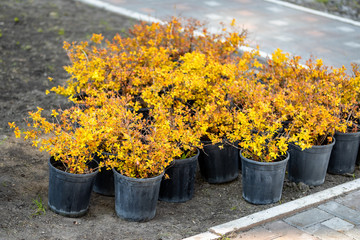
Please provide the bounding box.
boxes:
[8,122,16,129]
[91,33,104,44]
[277,137,288,155]
[13,15,360,172]
[32,140,39,147]
[271,48,289,66]
[14,127,21,138]
[51,110,59,118]
[253,58,263,69]
[122,133,131,140]
[11,104,105,174]
[232,103,287,162]
[63,41,71,50]
[316,58,323,67]
[49,17,249,98]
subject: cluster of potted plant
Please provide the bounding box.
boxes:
[10,17,360,220]
[256,50,360,187]
[10,18,249,220]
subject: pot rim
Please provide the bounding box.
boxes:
[112,168,164,182]
[174,148,200,164]
[335,131,360,136]
[48,157,99,177]
[289,137,336,150]
[239,150,289,166]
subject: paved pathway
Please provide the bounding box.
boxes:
[76,1,360,239]
[79,0,360,70]
[228,189,360,240]
[183,179,360,239]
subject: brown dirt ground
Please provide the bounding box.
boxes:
[0,0,359,240]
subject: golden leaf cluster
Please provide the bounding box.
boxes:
[9,18,360,175]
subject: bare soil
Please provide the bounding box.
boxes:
[0,0,359,240]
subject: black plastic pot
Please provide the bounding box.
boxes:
[93,153,114,196]
[288,140,335,186]
[48,157,98,217]
[241,151,289,205]
[198,142,239,184]
[93,168,114,196]
[113,169,163,222]
[159,149,199,203]
[328,132,360,174]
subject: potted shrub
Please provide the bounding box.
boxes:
[9,106,103,217]
[228,72,289,205]
[86,93,179,222]
[142,50,241,198]
[139,45,261,186]
[141,51,234,184]
[144,51,243,184]
[83,93,128,196]
[45,17,249,198]
[155,106,202,202]
[195,100,241,184]
[235,118,289,205]
[328,63,360,174]
[258,50,339,186]
[143,95,202,202]
[192,50,262,184]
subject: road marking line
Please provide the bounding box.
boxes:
[264,0,360,27]
[76,0,165,24]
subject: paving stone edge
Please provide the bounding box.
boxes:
[183,178,360,240]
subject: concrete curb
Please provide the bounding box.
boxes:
[183,178,360,240]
